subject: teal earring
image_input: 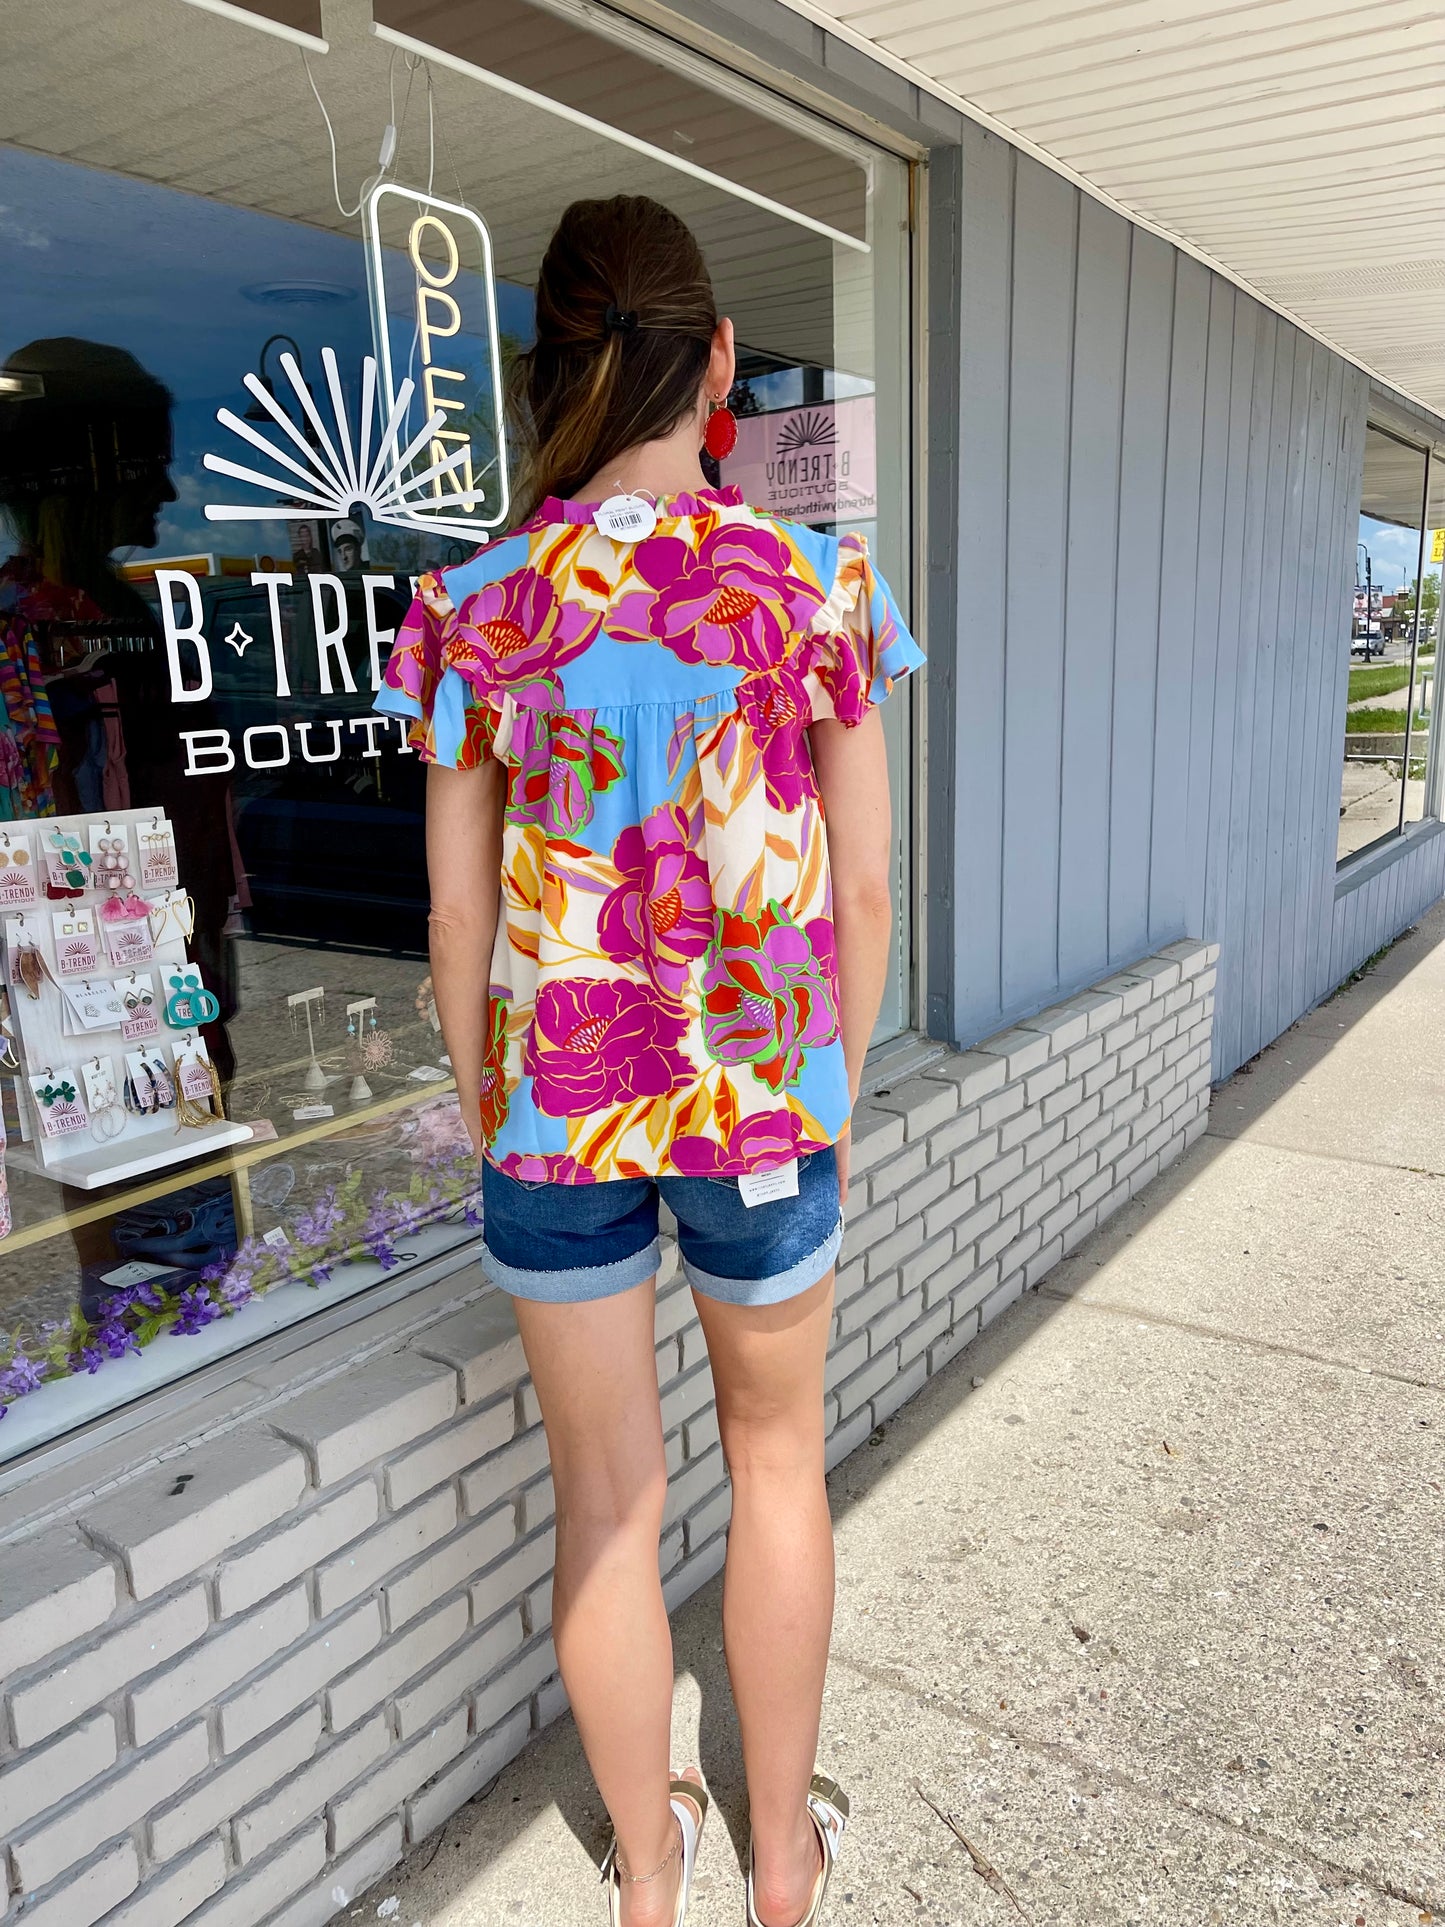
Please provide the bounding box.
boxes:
[165,968,220,1027]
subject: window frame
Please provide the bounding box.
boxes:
[1338,422,1440,869]
[0,0,927,1474]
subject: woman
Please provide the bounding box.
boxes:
[376,195,922,1927]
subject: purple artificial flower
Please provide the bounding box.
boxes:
[172,1289,221,1337]
[218,1273,255,1311]
[70,1344,107,1375]
[363,1190,401,1270]
[294,1189,346,1248]
[0,1351,45,1398]
[96,1320,140,1361]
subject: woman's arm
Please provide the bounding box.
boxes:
[809,707,896,1204]
[425,758,507,1156]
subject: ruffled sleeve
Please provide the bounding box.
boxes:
[373,571,500,769]
[807,533,924,727]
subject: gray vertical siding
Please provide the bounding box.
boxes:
[934,124,1445,1078]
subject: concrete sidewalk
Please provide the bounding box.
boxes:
[364,906,1445,1927]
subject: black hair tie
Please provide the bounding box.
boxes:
[603,304,639,336]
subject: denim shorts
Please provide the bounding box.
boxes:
[480,1148,844,1305]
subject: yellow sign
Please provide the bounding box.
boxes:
[1431,528,1444,565]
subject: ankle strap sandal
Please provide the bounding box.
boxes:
[746,1774,849,1927]
[602,1775,709,1927]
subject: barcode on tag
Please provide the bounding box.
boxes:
[593,494,658,542]
[262,1227,291,1250]
[736,1160,799,1209]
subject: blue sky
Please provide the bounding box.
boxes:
[1359,513,1437,593]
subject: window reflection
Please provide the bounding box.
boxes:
[0,0,905,1454]
[1339,426,1433,862]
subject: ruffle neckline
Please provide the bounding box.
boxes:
[526,484,744,529]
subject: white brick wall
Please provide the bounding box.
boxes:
[0,940,1214,1927]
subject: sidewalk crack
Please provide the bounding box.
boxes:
[831,1649,1442,1913]
[1034,1289,1445,1395]
[1202,1126,1445,1180]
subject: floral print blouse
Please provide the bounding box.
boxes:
[375,485,923,1183]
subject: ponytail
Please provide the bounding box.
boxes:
[508,196,716,521]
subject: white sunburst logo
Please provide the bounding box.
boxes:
[202,345,498,543]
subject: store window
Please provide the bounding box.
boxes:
[0,0,913,1458]
[1338,425,1441,864]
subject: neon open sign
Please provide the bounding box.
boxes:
[363,184,510,533]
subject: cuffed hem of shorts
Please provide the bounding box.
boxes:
[481,1236,663,1303]
[683,1216,844,1306]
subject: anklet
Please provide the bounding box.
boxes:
[616,1818,682,1883]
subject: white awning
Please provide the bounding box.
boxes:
[784,0,1445,417]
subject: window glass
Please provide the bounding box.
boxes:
[1338,426,1431,862]
[0,0,911,1458]
[1403,451,1442,829]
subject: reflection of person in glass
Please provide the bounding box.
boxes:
[288,519,324,573]
[0,339,241,1084]
[329,517,365,572]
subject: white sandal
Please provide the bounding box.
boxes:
[602,1775,709,1927]
[746,1775,849,1927]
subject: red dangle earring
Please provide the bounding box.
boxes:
[703,396,738,462]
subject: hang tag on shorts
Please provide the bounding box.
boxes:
[737,1159,799,1209]
[593,493,657,542]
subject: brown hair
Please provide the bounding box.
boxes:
[508,195,716,520]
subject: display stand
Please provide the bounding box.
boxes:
[5,1119,254,1192]
[1,807,253,1190]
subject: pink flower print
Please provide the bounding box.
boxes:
[598,805,713,998]
[528,979,693,1115]
[494,1152,596,1184]
[805,915,840,1008]
[508,710,626,838]
[701,903,839,1091]
[382,570,449,708]
[612,525,822,673]
[671,1110,801,1176]
[447,568,601,699]
[814,572,903,724]
[735,656,817,811]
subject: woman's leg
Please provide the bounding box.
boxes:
[691,1270,836,1927]
[513,1278,696,1927]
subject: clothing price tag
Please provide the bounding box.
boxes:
[593,493,658,542]
[737,1159,799,1209]
[262,1226,291,1250]
[99,1259,181,1288]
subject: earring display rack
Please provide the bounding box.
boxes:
[1,807,253,1191]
